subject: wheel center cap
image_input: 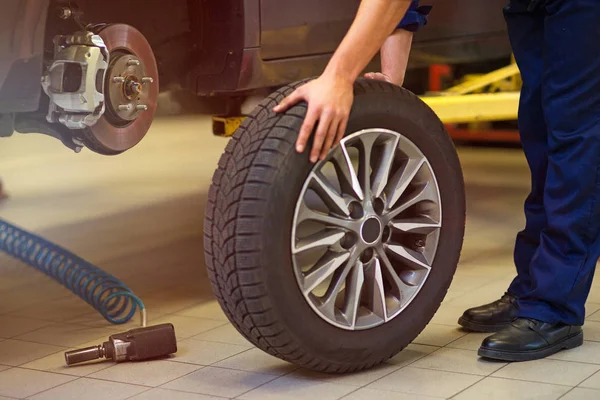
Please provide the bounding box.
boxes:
[361,217,382,244]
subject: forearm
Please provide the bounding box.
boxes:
[381,29,413,85]
[323,0,412,83]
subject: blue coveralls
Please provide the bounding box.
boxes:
[504,0,600,326]
[404,0,600,326]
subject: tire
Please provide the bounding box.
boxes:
[204,78,466,373]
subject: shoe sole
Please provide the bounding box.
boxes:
[477,331,584,362]
[457,316,514,333]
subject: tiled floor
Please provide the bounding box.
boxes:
[2,118,600,399]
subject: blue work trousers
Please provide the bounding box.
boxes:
[505,0,600,325]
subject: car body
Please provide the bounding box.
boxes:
[0,0,511,151]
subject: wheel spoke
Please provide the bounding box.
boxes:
[386,181,438,221]
[297,200,357,231]
[376,247,414,303]
[358,134,377,199]
[303,251,351,294]
[386,244,431,271]
[391,216,441,234]
[309,172,351,216]
[364,258,387,320]
[343,260,365,328]
[318,249,358,317]
[332,142,364,200]
[293,229,346,255]
[371,136,400,198]
[385,158,425,208]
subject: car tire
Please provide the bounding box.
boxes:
[204,78,466,373]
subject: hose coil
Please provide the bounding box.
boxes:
[0,218,145,325]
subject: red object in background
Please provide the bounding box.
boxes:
[446,125,521,143]
[428,64,452,92]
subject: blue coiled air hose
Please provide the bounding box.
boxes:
[0,218,146,325]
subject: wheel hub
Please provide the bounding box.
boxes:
[361,217,381,244]
[291,128,442,331]
[105,53,153,124]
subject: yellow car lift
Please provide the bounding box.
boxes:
[213,60,521,137]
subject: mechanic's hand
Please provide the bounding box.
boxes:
[364,72,394,84]
[273,74,354,163]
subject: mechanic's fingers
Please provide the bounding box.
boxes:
[320,117,339,161]
[310,111,334,163]
[273,89,303,113]
[334,115,348,148]
[296,107,319,154]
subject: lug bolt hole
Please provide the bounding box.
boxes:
[341,233,357,250]
[382,226,391,243]
[349,202,364,219]
[360,248,374,263]
[373,198,386,215]
[415,238,426,250]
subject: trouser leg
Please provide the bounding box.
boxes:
[502,3,548,297]
[516,0,600,325]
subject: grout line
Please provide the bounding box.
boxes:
[448,375,487,399]
[232,366,298,400]
[6,370,80,399]
[123,386,154,400]
[557,387,578,399]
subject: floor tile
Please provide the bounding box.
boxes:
[582,321,600,342]
[28,377,148,400]
[0,339,65,366]
[8,296,94,322]
[560,387,600,400]
[239,375,355,400]
[368,366,481,398]
[412,348,506,376]
[579,369,600,389]
[214,348,298,376]
[452,377,570,400]
[15,323,117,347]
[341,388,441,400]
[445,287,508,308]
[446,333,490,351]
[547,341,600,365]
[492,359,599,386]
[412,324,467,347]
[171,339,250,365]
[0,315,52,338]
[387,344,440,367]
[0,368,76,398]
[89,360,201,387]
[429,304,469,326]
[149,315,227,340]
[292,362,401,387]
[20,348,111,377]
[162,366,275,398]
[129,388,226,400]
[191,324,251,346]
[175,302,229,322]
[585,303,600,319]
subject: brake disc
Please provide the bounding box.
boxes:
[82,24,159,155]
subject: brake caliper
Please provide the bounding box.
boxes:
[41,31,109,130]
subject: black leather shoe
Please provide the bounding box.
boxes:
[458,292,519,332]
[478,318,583,362]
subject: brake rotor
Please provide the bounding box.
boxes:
[82,24,159,155]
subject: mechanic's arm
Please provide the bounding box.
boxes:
[273,0,412,163]
[364,29,413,86]
[365,1,431,85]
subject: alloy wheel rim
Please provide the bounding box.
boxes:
[291,128,442,330]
